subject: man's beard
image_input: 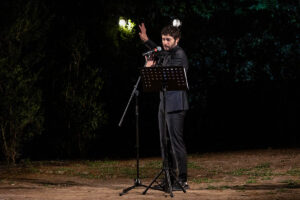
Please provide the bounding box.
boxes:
[163,42,176,51]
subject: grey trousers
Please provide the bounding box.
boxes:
[158,107,187,182]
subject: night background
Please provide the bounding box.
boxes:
[0,0,299,164]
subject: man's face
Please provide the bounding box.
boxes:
[161,34,179,51]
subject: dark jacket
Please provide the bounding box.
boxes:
[144,39,189,112]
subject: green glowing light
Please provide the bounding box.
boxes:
[118,18,136,34]
[126,19,135,31]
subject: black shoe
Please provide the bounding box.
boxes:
[172,181,189,191]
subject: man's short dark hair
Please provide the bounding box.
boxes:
[161,25,181,40]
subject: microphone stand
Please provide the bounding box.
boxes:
[119,64,147,196]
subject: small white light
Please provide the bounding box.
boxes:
[119,19,126,28]
[172,19,181,27]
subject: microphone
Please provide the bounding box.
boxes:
[142,46,162,56]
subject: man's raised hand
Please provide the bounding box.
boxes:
[139,23,149,42]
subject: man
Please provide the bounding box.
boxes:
[139,23,189,190]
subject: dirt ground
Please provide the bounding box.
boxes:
[1,148,300,200]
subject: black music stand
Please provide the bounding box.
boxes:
[140,66,189,197]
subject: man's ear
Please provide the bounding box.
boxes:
[175,38,180,45]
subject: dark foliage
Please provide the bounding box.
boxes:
[0,0,299,162]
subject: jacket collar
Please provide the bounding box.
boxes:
[168,45,180,53]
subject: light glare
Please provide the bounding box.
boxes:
[172,19,181,27]
[119,19,126,28]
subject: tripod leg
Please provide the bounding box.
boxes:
[119,185,136,196]
[164,169,174,197]
[142,169,164,195]
[119,179,148,196]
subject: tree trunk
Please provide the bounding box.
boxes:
[1,123,9,164]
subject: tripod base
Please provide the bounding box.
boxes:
[119,178,147,196]
[142,167,186,197]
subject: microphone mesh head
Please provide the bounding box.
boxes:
[157,46,162,51]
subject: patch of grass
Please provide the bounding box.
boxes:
[208,169,222,176]
[220,185,231,190]
[77,167,117,179]
[55,167,74,175]
[287,168,300,176]
[234,185,246,191]
[273,172,285,176]
[229,168,250,176]
[261,176,272,180]
[120,167,137,179]
[265,191,276,195]
[71,163,121,179]
[9,181,15,185]
[27,166,40,173]
[246,177,257,184]
[77,173,100,179]
[248,169,273,177]
[280,179,300,184]
[20,158,33,167]
[84,160,119,168]
[277,188,288,193]
[205,185,231,190]
[249,162,272,177]
[187,162,204,170]
[228,163,273,178]
[279,179,300,188]
[191,178,217,184]
[101,166,118,176]
[255,162,271,169]
[145,160,161,169]
[206,185,218,190]
[35,160,65,166]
